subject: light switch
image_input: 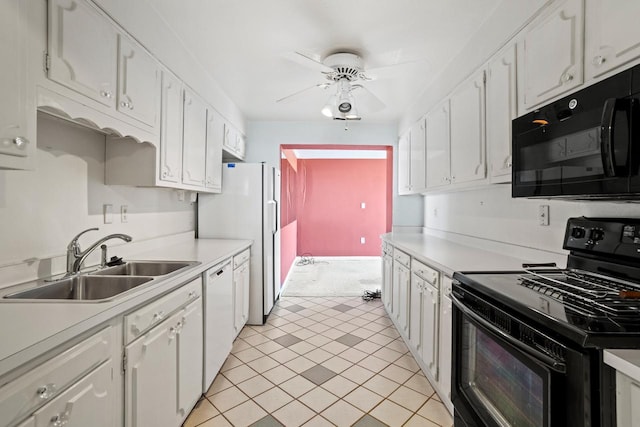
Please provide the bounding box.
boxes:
[361,202,366,209]
[121,205,128,223]
[103,204,113,224]
[361,237,366,244]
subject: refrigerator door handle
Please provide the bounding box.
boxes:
[267,200,277,234]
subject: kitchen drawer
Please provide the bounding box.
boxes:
[411,260,439,287]
[124,277,201,343]
[0,327,112,426]
[393,249,411,269]
[233,249,250,269]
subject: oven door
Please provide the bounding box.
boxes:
[451,294,584,427]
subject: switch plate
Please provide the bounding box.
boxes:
[361,202,366,209]
[539,205,550,226]
[121,205,128,223]
[361,237,366,244]
[103,204,113,224]
[177,190,185,202]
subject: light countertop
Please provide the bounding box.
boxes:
[0,238,251,378]
[605,349,640,381]
[381,232,562,276]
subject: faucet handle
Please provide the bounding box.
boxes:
[67,228,99,251]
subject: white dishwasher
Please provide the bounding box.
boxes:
[203,259,233,392]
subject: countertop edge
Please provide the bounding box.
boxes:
[604,349,640,381]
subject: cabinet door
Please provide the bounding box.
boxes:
[382,254,393,313]
[182,90,207,187]
[426,99,450,188]
[408,275,423,353]
[117,35,160,127]
[242,263,250,326]
[410,119,427,193]
[585,0,640,79]
[223,122,235,152]
[177,299,203,423]
[487,45,517,182]
[397,265,410,335]
[439,293,453,406]
[205,108,223,192]
[48,0,118,107]
[420,283,439,381]
[450,70,486,184]
[34,362,113,427]
[519,0,583,110]
[397,131,411,195]
[159,71,183,184]
[125,311,181,427]
[391,262,401,320]
[0,0,35,170]
[236,133,246,159]
[233,265,247,336]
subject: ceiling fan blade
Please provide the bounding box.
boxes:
[352,85,385,113]
[284,51,334,73]
[362,59,429,80]
[276,82,332,104]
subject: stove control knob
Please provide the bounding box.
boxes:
[571,227,586,239]
[590,228,605,242]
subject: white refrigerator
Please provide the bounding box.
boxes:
[198,163,281,325]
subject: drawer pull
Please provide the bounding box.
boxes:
[188,290,197,299]
[37,383,57,400]
[153,311,164,322]
[51,411,70,427]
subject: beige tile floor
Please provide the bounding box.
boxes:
[183,296,453,427]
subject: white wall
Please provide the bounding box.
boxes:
[246,120,423,227]
[0,113,194,271]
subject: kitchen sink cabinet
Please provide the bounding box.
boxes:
[0,0,36,170]
[517,0,584,112]
[487,44,517,183]
[124,278,203,427]
[584,0,640,80]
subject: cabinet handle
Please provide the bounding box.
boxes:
[593,55,606,66]
[120,101,128,108]
[128,102,134,110]
[37,383,57,399]
[13,136,28,148]
[100,90,113,99]
[162,171,167,178]
[153,311,164,322]
[51,411,70,427]
[188,290,197,299]
[561,72,573,83]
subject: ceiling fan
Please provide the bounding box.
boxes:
[277,51,387,120]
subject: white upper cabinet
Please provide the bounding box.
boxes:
[205,109,223,192]
[487,44,517,183]
[159,71,183,185]
[117,35,160,127]
[585,0,640,80]
[48,0,118,108]
[426,99,451,189]
[518,0,584,111]
[182,90,207,188]
[449,70,486,184]
[397,131,411,195]
[0,0,36,170]
[410,118,427,193]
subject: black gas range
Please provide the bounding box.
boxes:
[451,217,640,427]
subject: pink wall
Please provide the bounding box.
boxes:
[280,220,297,285]
[296,158,388,256]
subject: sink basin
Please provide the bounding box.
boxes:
[4,276,153,301]
[94,261,195,276]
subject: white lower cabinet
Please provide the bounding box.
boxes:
[124,278,203,427]
[616,371,640,427]
[233,251,251,337]
[33,361,114,427]
[382,242,452,413]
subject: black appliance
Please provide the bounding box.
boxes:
[451,217,640,427]
[512,64,640,199]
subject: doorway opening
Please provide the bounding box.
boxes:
[279,144,392,296]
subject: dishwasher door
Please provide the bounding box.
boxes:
[203,260,233,392]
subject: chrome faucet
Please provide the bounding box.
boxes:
[66,228,132,275]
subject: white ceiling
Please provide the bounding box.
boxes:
[146,0,502,123]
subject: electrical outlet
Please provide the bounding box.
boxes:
[103,204,113,224]
[121,205,128,223]
[361,237,366,244]
[433,208,438,217]
[539,205,550,226]
[177,190,185,202]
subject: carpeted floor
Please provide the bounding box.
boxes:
[281,257,382,297]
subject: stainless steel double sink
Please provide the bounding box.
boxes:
[3,261,197,302]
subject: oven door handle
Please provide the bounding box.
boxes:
[451,295,566,373]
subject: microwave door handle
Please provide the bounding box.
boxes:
[601,98,619,177]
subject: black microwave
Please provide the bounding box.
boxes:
[512,64,640,199]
